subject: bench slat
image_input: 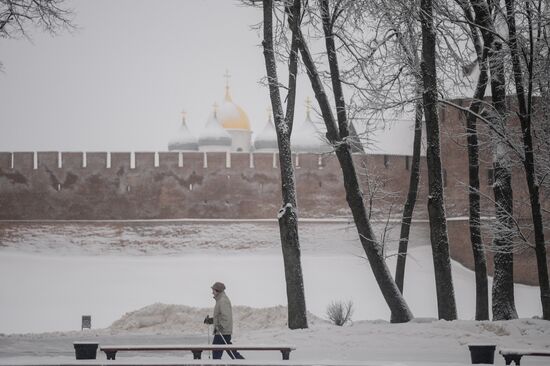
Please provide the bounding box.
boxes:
[99,344,296,361]
[499,348,550,366]
[500,349,550,356]
[100,344,295,351]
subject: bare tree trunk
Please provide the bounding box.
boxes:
[420,0,458,320]
[395,101,423,295]
[469,0,518,320]
[505,0,550,320]
[455,0,490,321]
[283,0,300,134]
[369,2,423,301]
[465,65,490,321]
[262,0,308,329]
[320,0,349,139]
[296,0,413,323]
[492,157,518,320]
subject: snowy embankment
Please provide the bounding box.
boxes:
[1,304,549,365]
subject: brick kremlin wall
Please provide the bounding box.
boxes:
[0,151,426,220]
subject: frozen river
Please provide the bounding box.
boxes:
[0,220,542,334]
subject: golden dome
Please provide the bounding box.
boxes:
[218,86,251,131]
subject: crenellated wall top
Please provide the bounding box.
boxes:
[0,151,419,173]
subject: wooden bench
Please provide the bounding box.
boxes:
[500,348,550,365]
[100,344,296,360]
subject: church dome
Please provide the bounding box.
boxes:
[198,104,232,149]
[168,112,199,151]
[254,112,278,151]
[218,86,251,131]
[291,100,332,153]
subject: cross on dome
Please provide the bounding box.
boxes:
[223,69,231,86]
[223,69,233,102]
[212,102,219,118]
[168,109,199,151]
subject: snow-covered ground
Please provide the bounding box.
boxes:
[0,221,548,365]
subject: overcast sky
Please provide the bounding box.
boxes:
[0,0,417,154]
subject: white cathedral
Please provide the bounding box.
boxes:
[167,81,332,154]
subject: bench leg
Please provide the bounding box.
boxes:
[281,350,290,360]
[104,351,117,360]
[503,355,522,365]
[192,350,203,360]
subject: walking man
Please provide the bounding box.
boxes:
[204,282,245,360]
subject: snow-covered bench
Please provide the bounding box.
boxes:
[500,348,550,365]
[99,344,296,360]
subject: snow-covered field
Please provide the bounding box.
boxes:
[0,221,548,365]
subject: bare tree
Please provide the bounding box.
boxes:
[395,102,423,297]
[324,0,425,301]
[320,1,457,316]
[420,0,458,320]
[454,0,490,320]
[468,0,519,320]
[1,0,73,69]
[364,1,425,300]
[0,0,72,37]
[296,0,414,323]
[503,0,550,320]
[261,0,308,329]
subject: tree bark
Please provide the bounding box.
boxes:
[420,0,458,320]
[262,0,308,329]
[319,0,364,158]
[469,0,518,320]
[296,1,413,323]
[395,100,423,295]
[370,3,423,301]
[455,0,490,319]
[284,0,300,136]
[505,0,550,320]
[319,0,349,139]
[465,58,490,320]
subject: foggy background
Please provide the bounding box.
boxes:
[0,0,416,154]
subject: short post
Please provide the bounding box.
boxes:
[281,349,290,360]
[73,342,98,360]
[468,344,496,364]
[81,315,91,330]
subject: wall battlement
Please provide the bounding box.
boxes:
[0,151,414,172]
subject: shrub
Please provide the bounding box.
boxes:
[326,300,354,326]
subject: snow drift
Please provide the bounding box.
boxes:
[109,303,326,334]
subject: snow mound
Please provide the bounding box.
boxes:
[109,303,326,334]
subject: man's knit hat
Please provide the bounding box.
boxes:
[211,282,226,292]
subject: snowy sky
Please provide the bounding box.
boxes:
[0,0,419,154]
[0,0,268,152]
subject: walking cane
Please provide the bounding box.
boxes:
[207,323,211,359]
[214,326,238,359]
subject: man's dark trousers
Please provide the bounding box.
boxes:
[212,334,245,359]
